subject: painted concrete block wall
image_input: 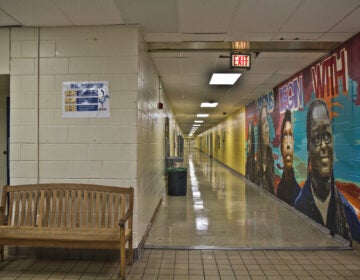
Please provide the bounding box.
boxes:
[9,25,178,249]
[10,26,138,184]
[9,25,140,241]
[136,35,172,245]
[10,28,39,184]
[0,28,9,74]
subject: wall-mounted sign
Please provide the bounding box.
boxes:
[230,53,251,69]
[62,81,110,118]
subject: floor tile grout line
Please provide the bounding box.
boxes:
[225,249,237,279]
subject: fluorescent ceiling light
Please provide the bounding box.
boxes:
[193,124,201,127]
[201,102,218,108]
[194,120,204,123]
[197,114,209,118]
[209,73,241,85]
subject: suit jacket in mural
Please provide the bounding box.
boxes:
[294,173,351,241]
[245,152,256,183]
[255,145,274,194]
[276,167,300,206]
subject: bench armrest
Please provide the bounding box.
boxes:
[0,206,7,225]
[119,208,133,228]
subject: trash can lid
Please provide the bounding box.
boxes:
[175,167,187,171]
[167,167,187,172]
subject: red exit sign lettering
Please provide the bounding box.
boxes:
[231,53,251,69]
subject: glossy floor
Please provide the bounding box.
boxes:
[146,150,348,249]
[1,149,359,280]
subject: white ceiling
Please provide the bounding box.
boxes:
[1,0,360,136]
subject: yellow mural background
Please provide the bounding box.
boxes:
[196,107,246,175]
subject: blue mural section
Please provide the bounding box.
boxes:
[245,32,360,243]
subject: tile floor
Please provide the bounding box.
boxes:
[1,248,360,279]
[1,149,359,279]
[128,249,360,280]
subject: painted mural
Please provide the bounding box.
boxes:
[245,33,360,243]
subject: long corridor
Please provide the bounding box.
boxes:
[1,149,360,280]
[146,149,348,249]
[124,149,360,280]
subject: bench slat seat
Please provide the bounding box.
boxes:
[0,183,134,280]
[0,227,131,246]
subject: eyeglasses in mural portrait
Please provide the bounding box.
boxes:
[245,32,360,243]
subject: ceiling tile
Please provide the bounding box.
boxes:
[181,33,226,42]
[229,0,301,33]
[54,0,124,25]
[179,0,239,33]
[281,0,360,32]
[319,32,356,41]
[145,33,181,42]
[0,0,72,26]
[114,0,178,32]
[330,5,360,33]
[0,8,20,26]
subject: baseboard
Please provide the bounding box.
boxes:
[352,240,360,251]
[133,197,163,260]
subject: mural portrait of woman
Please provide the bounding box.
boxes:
[276,109,300,206]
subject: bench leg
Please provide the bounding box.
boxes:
[128,239,133,265]
[120,246,126,280]
[0,245,4,261]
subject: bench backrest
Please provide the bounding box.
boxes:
[1,184,133,229]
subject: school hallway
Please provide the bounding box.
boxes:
[124,149,360,279]
[146,149,348,250]
[0,149,360,280]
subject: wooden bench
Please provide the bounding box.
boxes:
[0,183,134,279]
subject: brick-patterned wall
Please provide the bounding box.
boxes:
[8,25,176,247]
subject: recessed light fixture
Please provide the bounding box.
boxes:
[194,120,204,123]
[197,114,209,118]
[201,102,218,108]
[209,73,241,85]
[193,124,201,127]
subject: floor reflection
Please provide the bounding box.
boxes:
[146,149,349,249]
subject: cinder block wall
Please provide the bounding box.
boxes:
[9,25,174,248]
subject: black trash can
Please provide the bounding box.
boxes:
[167,167,187,196]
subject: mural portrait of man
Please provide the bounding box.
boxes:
[294,99,351,240]
[276,109,300,206]
[256,105,274,194]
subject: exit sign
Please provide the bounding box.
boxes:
[231,53,251,69]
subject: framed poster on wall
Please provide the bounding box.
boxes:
[62,81,110,118]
